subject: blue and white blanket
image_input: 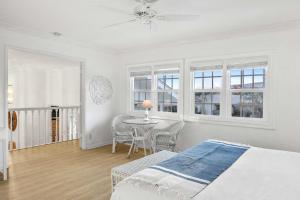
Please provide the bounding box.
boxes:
[112,140,250,200]
[150,140,249,185]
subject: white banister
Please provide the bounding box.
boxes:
[8,106,80,150]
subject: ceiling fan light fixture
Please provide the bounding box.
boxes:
[100,0,201,30]
[134,4,156,25]
[52,32,62,37]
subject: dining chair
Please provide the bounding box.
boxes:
[111,114,135,153]
[127,124,155,157]
[153,120,185,152]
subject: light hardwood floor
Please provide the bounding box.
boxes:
[0,141,144,200]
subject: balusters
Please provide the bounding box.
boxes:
[17,111,20,149]
[38,110,41,146]
[61,108,64,142]
[9,110,13,151]
[66,108,69,141]
[44,109,47,145]
[8,106,80,150]
[77,107,80,140]
[75,108,78,139]
[71,109,74,141]
[55,109,59,143]
[25,110,28,148]
[31,110,34,147]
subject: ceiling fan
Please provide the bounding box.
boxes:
[100,0,201,29]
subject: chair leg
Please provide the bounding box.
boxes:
[127,138,135,158]
[143,139,147,156]
[112,138,116,153]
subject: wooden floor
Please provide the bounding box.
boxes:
[0,141,144,200]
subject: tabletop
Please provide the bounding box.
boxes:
[123,118,158,125]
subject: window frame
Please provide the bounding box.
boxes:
[191,69,224,118]
[127,60,184,119]
[156,72,180,113]
[186,55,273,129]
[132,74,152,111]
[226,67,266,120]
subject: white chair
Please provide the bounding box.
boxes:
[127,124,154,157]
[111,114,135,153]
[153,120,185,152]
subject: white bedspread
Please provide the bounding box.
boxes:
[111,147,300,200]
[194,147,300,200]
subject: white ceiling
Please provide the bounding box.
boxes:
[1,0,300,53]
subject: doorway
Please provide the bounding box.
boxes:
[2,47,85,180]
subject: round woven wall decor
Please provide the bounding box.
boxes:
[89,76,113,105]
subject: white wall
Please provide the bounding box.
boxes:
[9,67,80,108]
[120,28,300,153]
[0,28,121,153]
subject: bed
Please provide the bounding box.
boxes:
[111,140,300,200]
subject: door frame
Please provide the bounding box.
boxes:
[2,45,87,180]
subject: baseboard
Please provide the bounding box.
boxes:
[85,140,112,150]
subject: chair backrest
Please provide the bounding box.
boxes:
[112,114,135,133]
[168,120,185,140]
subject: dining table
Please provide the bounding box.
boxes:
[122,118,158,157]
[122,118,179,158]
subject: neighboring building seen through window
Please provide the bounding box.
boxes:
[230,67,265,118]
[133,75,152,110]
[193,70,222,115]
[157,72,179,113]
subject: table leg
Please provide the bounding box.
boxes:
[149,129,155,154]
[127,139,134,158]
[127,128,137,158]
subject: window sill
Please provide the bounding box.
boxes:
[184,114,275,130]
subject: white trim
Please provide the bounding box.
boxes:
[125,51,275,130]
[2,45,8,180]
[3,45,87,153]
[226,56,268,66]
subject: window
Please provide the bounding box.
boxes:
[156,71,179,113]
[191,63,223,116]
[189,57,269,122]
[129,62,182,115]
[229,63,266,119]
[130,71,152,111]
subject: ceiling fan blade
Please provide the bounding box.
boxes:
[98,4,132,16]
[101,19,137,30]
[135,0,159,4]
[156,14,201,21]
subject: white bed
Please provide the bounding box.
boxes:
[111,146,300,200]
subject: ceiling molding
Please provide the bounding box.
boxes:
[0,24,120,55]
[118,19,300,55]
